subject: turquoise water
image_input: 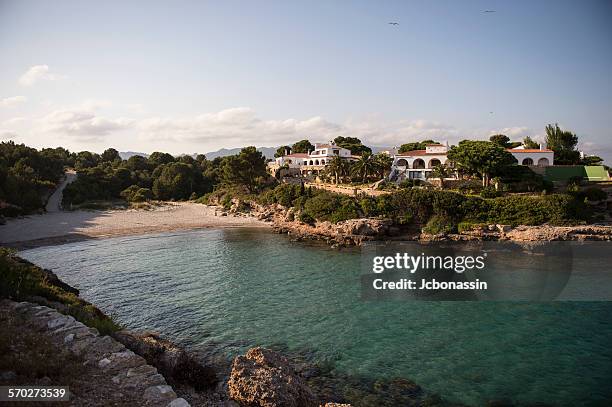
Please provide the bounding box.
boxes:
[20,229,612,406]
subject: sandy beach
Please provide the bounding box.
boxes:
[0,202,268,248]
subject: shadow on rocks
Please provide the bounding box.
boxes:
[113,330,217,391]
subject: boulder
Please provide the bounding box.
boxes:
[228,347,317,407]
[143,384,177,404]
[113,330,217,390]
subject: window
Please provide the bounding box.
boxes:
[522,157,534,165]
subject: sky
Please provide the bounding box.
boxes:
[1,0,611,161]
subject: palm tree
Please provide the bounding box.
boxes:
[373,153,393,179]
[431,163,450,189]
[326,156,345,184]
[351,153,377,183]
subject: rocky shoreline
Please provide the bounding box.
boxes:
[218,199,612,247]
[0,299,189,406]
[2,252,460,407]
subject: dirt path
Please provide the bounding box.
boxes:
[45,170,77,213]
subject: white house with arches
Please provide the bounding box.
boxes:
[268,142,358,176]
[506,146,554,167]
[389,142,554,182]
[390,143,453,181]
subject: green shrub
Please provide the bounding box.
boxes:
[457,221,486,233]
[302,192,341,221]
[499,165,548,192]
[120,185,153,202]
[422,215,455,235]
[454,179,482,194]
[0,248,120,335]
[398,179,422,189]
[359,197,378,217]
[299,212,315,225]
[221,194,232,209]
[487,194,589,226]
[583,187,607,202]
[480,186,500,198]
[329,198,360,223]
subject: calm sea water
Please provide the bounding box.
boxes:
[20,229,612,406]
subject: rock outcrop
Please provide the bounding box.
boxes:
[217,200,612,246]
[504,224,612,241]
[228,347,317,407]
[247,202,398,246]
[443,224,612,242]
[113,330,217,391]
[0,300,189,407]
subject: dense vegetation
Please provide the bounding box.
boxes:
[62,146,268,207]
[240,182,593,231]
[0,122,602,227]
[0,248,120,334]
[0,142,70,216]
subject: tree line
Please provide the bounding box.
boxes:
[0,123,605,216]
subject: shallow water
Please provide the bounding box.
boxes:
[21,228,612,406]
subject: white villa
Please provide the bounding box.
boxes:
[390,143,554,182]
[506,146,554,166]
[268,143,359,177]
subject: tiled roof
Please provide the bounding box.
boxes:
[507,148,554,153]
[284,153,309,158]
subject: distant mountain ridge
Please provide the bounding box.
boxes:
[203,146,278,160]
[119,151,149,160]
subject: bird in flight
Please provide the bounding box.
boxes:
[483,10,496,13]
[389,22,399,25]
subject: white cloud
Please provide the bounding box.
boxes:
[125,103,146,114]
[28,104,599,158]
[18,65,65,86]
[135,107,343,144]
[343,118,459,147]
[0,96,27,107]
[489,126,536,139]
[3,117,26,126]
[41,109,131,140]
[80,99,112,111]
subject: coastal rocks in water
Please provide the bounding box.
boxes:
[334,218,391,237]
[113,330,217,390]
[228,347,317,407]
[272,213,394,247]
[505,225,612,241]
[450,223,612,242]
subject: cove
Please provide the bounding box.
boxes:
[20,228,612,406]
